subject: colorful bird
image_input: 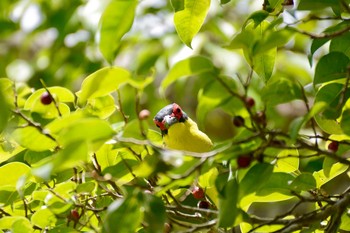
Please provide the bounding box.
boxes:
[154,103,213,152]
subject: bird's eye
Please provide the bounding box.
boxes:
[176,108,181,113]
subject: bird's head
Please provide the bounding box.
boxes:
[154,103,188,135]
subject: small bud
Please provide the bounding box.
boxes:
[139,109,150,120]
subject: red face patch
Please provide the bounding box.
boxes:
[171,103,183,120]
[154,119,167,131]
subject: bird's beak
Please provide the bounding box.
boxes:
[163,115,179,129]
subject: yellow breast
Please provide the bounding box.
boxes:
[163,118,213,153]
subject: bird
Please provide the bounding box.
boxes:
[153,103,213,153]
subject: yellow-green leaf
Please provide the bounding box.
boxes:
[173,0,210,48]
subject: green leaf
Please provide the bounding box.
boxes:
[274,149,299,173]
[254,48,276,81]
[314,52,350,85]
[103,194,143,233]
[52,141,89,172]
[229,21,277,81]
[313,162,348,188]
[244,10,269,27]
[24,87,74,107]
[161,56,215,91]
[310,38,330,61]
[196,78,233,128]
[239,163,274,198]
[218,178,239,227]
[262,77,303,105]
[289,102,328,141]
[0,79,12,132]
[315,114,343,135]
[0,162,31,186]
[298,0,340,10]
[99,0,137,63]
[257,172,295,196]
[330,32,350,58]
[0,186,18,206]
[76,181,96,194]
[31,208,57,229]
[57,118,115,149]
[340,212,350,231]
[11,217,32,233]
[173,0,210,47]
[143,194,166,233]
[341,109,350,136]
[290,173,316,192]
[77,67,131,104]
[11,126,58,151]
[0,217,30,231]
[85,95,116,119]
[315,83,350,119]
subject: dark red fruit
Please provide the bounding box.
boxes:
[245,97,255,108]
[197,200,210,209]
[328,141,339,152]
[70,209,80,221]
[40,92,53,105]
[237,155,252,168]
[233,116,245,127]
[192,186,205,199]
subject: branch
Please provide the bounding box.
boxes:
[287,24,350,39]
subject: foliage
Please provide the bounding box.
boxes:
[1,0,350,232]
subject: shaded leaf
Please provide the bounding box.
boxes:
[218,178,239,227]
[239,163,274,198]
[257,172,295,195]
[143,194,166,233]
[298,0,340,10]
[330,32,350,58]
[314,52,349,85]
[99,0,137,63]
[103,194,143,233]
[161,56,215,91]
[341,109,350,136]
[52,141,89,172]
[262,77,302,105]
[290,173,316,192]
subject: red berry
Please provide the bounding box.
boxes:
[237,155,252,168]
[233,116,245,127]
[138,109,150,120]
[40,92,53,105]
[192,186,205,199]
[197,200,210,209]
[328,141,339,152]
[245,97,255,108]
[70,209,80,221]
